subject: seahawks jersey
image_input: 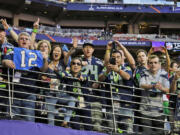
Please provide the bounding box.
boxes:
[0,41,14,83]
[101,65,133,107]
[13,47,43,70]
[134,65,147,87]
[1,42,14,61]
[3,46,42,98]
[81,56,103,81]
[56,71,92,102]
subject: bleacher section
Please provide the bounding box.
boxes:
[10,26,180,44]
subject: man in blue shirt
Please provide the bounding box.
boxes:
[81,41,104,131]
[133,49,149,132]
[99,49,134,134]
[2,32,48,122]
[0,23,14,118]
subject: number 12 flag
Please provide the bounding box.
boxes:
[13,47,44,70]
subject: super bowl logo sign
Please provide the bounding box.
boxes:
[165,42,180,51]
[165,42,173,50]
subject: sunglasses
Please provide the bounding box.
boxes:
[71,62,81,66]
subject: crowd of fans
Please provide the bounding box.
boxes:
[0,18,179,135]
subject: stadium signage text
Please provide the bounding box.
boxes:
[96,5,123,11]
[165,42,180,51]
[67,3,180,13]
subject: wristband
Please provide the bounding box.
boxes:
[32,29,38,33]
[7,27,12,32]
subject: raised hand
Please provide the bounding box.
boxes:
[106,41,113,50]
[33,18,40,29]
[0,19,10,30]
[115,40,124,50]
[149,47,154,54]
[160,46,167,53]
[72,37,78,49]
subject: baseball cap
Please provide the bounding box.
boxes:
[0,23,5,31]
[83,40,94,48]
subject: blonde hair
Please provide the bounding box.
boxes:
[37,40,51,54]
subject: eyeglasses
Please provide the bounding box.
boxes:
[71,62,81,66]
[19,37,29,41]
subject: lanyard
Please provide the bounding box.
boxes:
[112,71,119,83]
[112,66,121,83]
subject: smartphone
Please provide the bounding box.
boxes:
[109,57,116,65]
[112,41,117,51]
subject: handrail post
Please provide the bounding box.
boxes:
[110,83,117,133]
[8,68,13,118]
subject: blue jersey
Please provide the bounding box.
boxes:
[81,56,103,81]
[0,42,14,91]
[3,47,41,98]
[3,47,44,70]
[81,56,104,103]
[0,42,14,85]
[56,71,92,103]
[13,47,43,70]
[101,65,133,108]
[134,65,147,87]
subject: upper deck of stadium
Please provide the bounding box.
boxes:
[0,0,179,58]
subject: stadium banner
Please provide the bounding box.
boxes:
[66,3,180,13]
[93,40,151,46]
[13,47,44,70]
[152,41,165,52]
[165,42,180,51]
[152,41,165,47]
[0,120,107,135]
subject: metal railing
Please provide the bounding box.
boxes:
[0,67,178,134]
